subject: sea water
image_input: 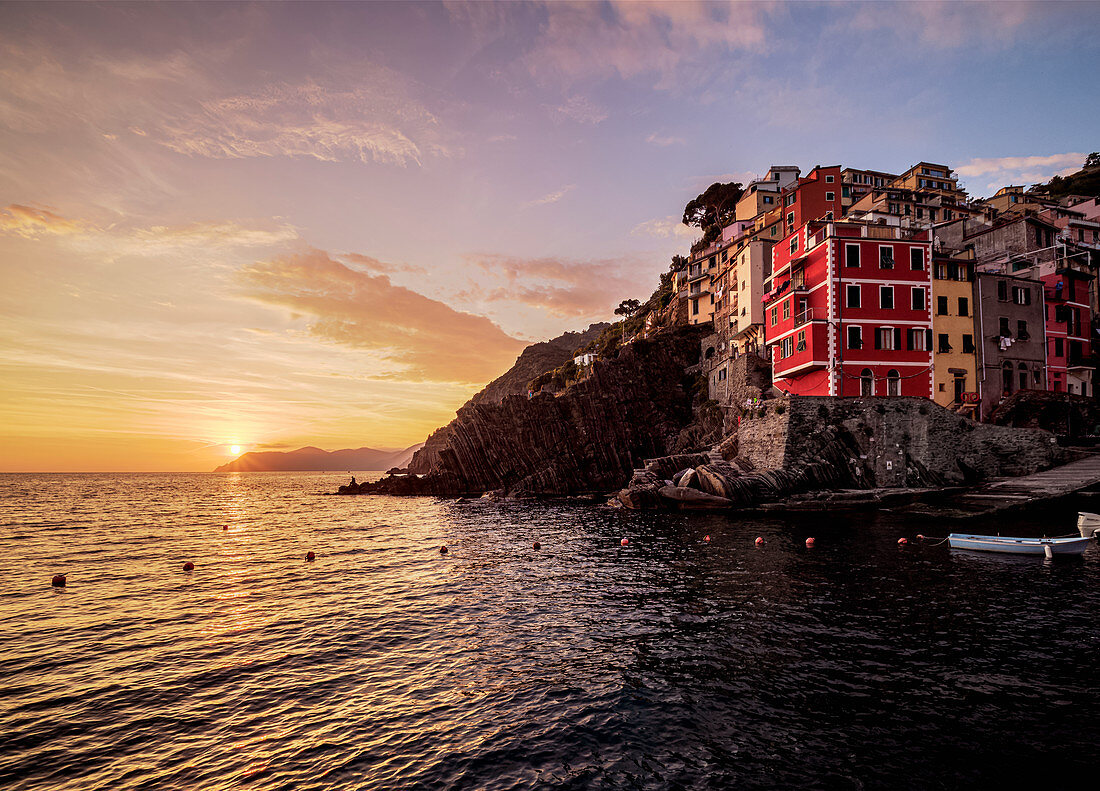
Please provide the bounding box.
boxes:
[1,472,1098,790]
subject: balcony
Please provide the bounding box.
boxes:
[794,307,817,326]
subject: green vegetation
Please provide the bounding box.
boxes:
[683,181,744,255]
[1033,153,1100,199]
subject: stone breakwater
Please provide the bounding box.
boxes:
[616,395,1065,510]
[358,327,710,497]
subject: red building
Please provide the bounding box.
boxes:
[781,165,844,237]
[763,220,934,397]
[1040,264,1092,395]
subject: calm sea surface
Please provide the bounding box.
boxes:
[1,472,1099,790]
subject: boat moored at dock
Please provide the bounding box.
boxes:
[1077,512,1100,539]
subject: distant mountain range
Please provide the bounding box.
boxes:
[213,444,423,473]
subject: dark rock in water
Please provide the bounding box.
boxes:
[360,326,710,497]
[677,468,698,489]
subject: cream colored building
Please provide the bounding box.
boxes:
[931,254,979,412]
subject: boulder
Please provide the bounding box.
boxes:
[657,485,732,510]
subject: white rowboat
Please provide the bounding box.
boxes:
[948,533,1091,556]
[1077,511,1100,539]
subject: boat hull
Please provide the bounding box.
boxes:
[948,534,1091,555]
[1077,512,1100,539]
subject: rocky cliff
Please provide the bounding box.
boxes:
[363,326,709,496]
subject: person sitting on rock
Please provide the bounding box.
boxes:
[350,475,357,487]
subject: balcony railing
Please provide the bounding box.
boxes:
[794,307,816,326]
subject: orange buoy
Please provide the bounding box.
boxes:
[533,541,541,550]
[439,545,448,555]
[755,537,764,546]
[621,538,629,547]
[51,574,66,587]
[183,561,195,571]
[306,551,316,561]
[704,535,711,543]
[806,537,815,547]
[222,525,228,531]
[897,538,908,545]
[916,534,925,541]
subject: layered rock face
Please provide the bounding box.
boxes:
[617,395,1064,510]
[363,327,709,496]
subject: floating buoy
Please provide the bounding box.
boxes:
[533,541,541,550]
[916,534,925,541]
[222,525,228,531]
[305,551,316,561]
[704,535,711,543]
[755,537,764,546]
[439,545,448,555]
[51,574,66,587]
[183,561,195,571]
[897,538,908,546]
[806,537,815,547]
[621,538,629,547]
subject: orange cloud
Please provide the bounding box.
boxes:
[0,204,86,238]
[239,249,525,383]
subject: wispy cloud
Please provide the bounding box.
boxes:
[0,204,89,238]
[955,152,1087,193]
[645,132,685,147]
[239,249,525,383]
[523,184,575,208]
[552,95,608,124]
[631,215,695,240]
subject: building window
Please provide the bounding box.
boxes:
[908,328,927,351]
[1017,320,1029,341]
[887,370,901,396]
[1055,337,1064,357]
[1003,362,1013,394]
[790,236,799,255]
[962,334,975,353]
[997,280,1008,301]
[936,296,948,315]
[999,316,1010,337]
[782,300,791,320]
[797,329,806,351]
[938,333,951,353]
[846,243,861,268]
[1012,286,1031,305]
[763,196,773,204]
[910,248,925,270]
[786,212,795,227]
[846,284,861,308]
[861,368,874,396]
[875,327,898,350]
[692,299,699,315]
[770,306,778,326]
[911,287,925,310]
[825,191,835,202]
[848,325,863,349]
[880,286,894,309]
[825,174,835,183]
[879,245,895,269]
[1019,363,1028,391]
[781,337,794,359]
[958,297,969,316]
[842,186,850,198]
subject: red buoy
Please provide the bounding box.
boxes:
[755,537,764,546]
[222,525,228,531]
[806,537,815,547]
[533,541,541,550]
[183,561,195,571]
[439,545,448,555]
[51,574,66,587]
[704,535,711,543]
[897,538,908,546]
[916,534,925,541]
[305,551,316,561]
[621,538,629,547]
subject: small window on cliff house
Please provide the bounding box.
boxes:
[997,280,1008,301]
[846,243,860,268]
[848,325,862,350]
[887,370,901,396]
[1002,362,1013,394]
[718,368,727,381]
[797,330,806,351]
[1018,363,1028,391]
[880,245,895,269]
[783,300,791,320]
[861,369,874,396]
[910,248,925,270]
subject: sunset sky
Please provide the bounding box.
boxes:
[2,1,1098,471]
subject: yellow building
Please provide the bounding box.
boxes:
[931,254,979,412]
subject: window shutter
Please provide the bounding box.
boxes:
[874,329,882,350]
[925,329,933,350]
[894,328,902,350]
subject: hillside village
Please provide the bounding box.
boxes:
[646,157,1100,424]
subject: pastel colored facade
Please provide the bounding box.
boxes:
[1029,260,1092,395]
[764,221,933,398]
[734,166,799,223]
[973,273,1047,419]
[839,168,897,216]
[1065,196,1100,223]
[930,255,979,412]
[890,162,966,204]
[686,249,720,325]
[715,239,773,356]
[848,186,966,228]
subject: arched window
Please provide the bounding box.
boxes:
[887,369,901,396]
[1002,362,1013,394]
[705,346,716,360]
[861,368,874,397]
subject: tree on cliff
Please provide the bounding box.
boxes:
[615,298,642,342]
[1086,152,1100,168]
[682,182,744,231]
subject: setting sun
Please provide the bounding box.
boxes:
[230,445,241,455]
